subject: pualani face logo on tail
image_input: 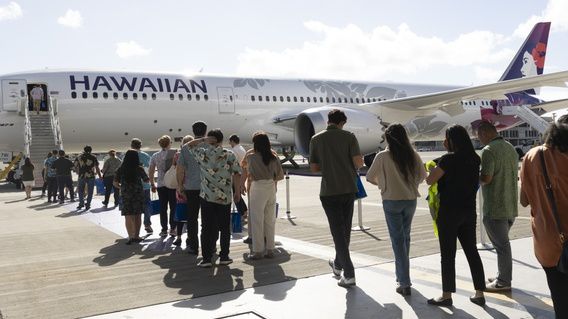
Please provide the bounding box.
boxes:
[521,42,546,77]
[500,22,550,83]
[473,22,551,131]
[69,75,208,94]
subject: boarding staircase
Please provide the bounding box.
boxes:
[507,104,551,135]
[22,98,64,183]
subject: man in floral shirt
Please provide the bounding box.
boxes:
[187,129,242,267]
[74,145,102,211]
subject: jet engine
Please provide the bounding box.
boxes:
[294,106,384,157]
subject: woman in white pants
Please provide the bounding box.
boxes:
[241,132,284,259]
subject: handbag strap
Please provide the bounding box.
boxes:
[538,148,565,243]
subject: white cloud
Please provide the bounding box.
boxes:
[57,9,83,28]
[514,0,568,37]
[116,41,151,59]
[0,2,22,21]
[474,66,504,83]
[237,21,510,82]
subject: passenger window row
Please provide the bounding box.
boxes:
[70,91,209,102]
[461,100,491,106]
[249,95,385,104]
[71,91,385,104]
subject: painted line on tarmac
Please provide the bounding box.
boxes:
[362,201,431,211]
[275,235,391,268]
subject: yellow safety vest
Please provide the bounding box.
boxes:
[425,160,439,237]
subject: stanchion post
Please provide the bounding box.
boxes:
[352,198,370,231]
[352,172,370,231]
[477,189,493,250]
[280,170,297,220]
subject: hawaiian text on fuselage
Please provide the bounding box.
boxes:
[69,75,208,94]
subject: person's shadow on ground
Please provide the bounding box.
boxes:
[494,289,554,318]
[246,248,297,301]
[344,286,402,319]
[92,237,175,267]
[405,289,477,319]
[28,201,60,210]
[92,238,143,266]
[154,251,246,311]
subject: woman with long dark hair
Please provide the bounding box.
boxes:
[520,114,568,318]
[21,157,35,199]
[114,150,149,245]
[241,132,284,259]
[366,123,426,296]
[426,124,486,306]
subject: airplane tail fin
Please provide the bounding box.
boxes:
[499,22,550,83]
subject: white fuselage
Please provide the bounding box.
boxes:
[0,70,514,155]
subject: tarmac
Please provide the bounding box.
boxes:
[0,152,556,319]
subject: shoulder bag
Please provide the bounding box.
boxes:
[538,148,568,274]
[163,150,178,189]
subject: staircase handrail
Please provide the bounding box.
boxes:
[515,104,550,135]
[23,99,32,157]
[48,97,64,149]
[0,152,23,181]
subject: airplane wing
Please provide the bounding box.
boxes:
[529,98,568,113]
[362,70,568,113]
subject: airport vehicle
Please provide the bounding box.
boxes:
[1,22,567,172]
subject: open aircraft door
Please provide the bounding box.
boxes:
[217,87,235,113]
[1,79,27,112]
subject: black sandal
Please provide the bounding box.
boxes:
[427,298,452,307]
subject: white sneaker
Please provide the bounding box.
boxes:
[337,276,356,287]
[485,280,511,292]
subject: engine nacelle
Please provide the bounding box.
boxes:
[294,106,384,157]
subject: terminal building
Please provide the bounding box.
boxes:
[415,123,541,153]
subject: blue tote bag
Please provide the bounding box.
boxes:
[355,175,367,199]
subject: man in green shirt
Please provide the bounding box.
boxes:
[309,109,363,288]
[478,121,518,292]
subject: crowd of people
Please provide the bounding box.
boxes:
[12,109,567,317]
[311,109,567,317]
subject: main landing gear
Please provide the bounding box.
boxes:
[280,147,300,168]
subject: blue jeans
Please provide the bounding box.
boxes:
[483,216,514,286]
[142,189,152,226]
[78,178,95,206]
[383,199,417,287]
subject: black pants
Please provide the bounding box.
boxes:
[320,193,356,278]
[41,176,48,193]
[437,207,485,292]
[200,199,231,262]
[157,186,176,232]
[46,176,58,201]
[103,175,120,205]
[56,175,74,202]
[183,190,201,251]
[544,266,568,318]
[232,184,248,215]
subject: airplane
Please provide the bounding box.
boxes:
[1,22,567,172]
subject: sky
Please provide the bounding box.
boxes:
[1,0,568,101]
